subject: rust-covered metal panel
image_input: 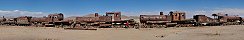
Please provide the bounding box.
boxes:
[218,16,227,22]
[75,17,99,22]
[207,17,218,22]
[242,18,244,21]
[47,13,64,22]
[30,13,64,22]
[193,15,209,23]
[170,11,186,21]
[193,15,223,23]
[30,17,47,22]
[16,16,32,24]
[106,12,121,21]
[140,15,169,23]
[99,16,112,22]
[220,16,242,22]
[226,16,241,20]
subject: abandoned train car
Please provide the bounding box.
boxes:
[140,11,196,28]
[72,12,138,28]
[194,13,243,26]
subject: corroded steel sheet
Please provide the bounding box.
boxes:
[75,17,99,22]
[140,15,169,23]
[99,16,112,22]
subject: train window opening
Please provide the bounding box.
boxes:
[107,14,113,16]
[116,15,118,17]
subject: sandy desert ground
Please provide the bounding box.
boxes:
[0,25,244,40]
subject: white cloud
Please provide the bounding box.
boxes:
[0,10,46,17]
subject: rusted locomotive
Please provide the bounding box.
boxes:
[30,13,70,27]
[218,14,242,25]
[194,13,243,26]
[16,16,32,26]
[73,13,112,28]
[140,12,170,28]
[73,12,138,28]
[0,13,68,27]
[140,11,196,28]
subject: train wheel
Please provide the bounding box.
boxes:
[143,24,147,28]
[174,25,180,27]
[157,25,165,28]
[162,25,167,28]
[31,23,35,27]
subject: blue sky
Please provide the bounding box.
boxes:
[0,0,244,17]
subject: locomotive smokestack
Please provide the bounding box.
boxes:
[160,12,163,15]
[95,13,98,17]
[225,14,228,16]
[169,11,173,14]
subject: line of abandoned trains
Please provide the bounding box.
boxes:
[0,11,243,28]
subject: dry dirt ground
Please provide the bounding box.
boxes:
[0,25,244,40]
